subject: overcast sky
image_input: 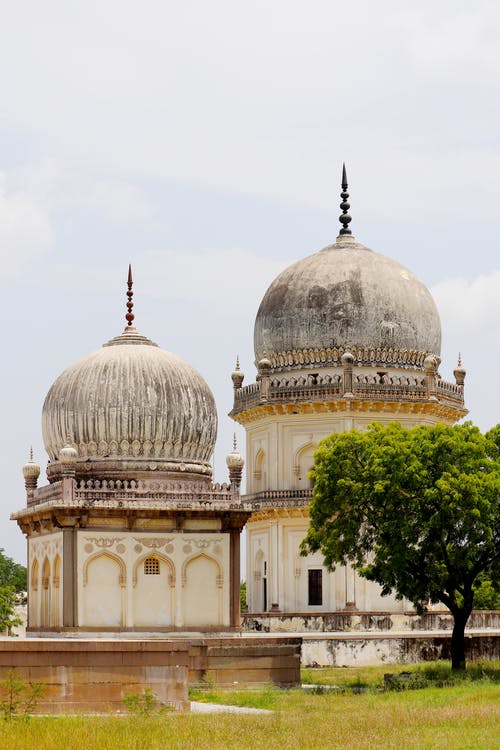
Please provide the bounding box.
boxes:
[1,1,500,563]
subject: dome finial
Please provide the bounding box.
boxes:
[338,163,352,236]
[126,264,134,327]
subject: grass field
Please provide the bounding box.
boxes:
[0,662,498,750]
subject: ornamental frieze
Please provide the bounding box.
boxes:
[84,536,124,550]
[133,537,173,549]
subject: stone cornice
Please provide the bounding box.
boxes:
[231,398,468,425]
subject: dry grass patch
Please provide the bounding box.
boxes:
[0,677,498,750]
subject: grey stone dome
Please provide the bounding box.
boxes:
[254,235,441,371]
[42,327,217,474]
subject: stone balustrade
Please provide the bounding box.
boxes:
[18,476,244,514]
[232,370,464,414]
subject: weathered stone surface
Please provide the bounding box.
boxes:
[42,327,217,471]
[301,632,500,667]
[242,611,500,633]
[254,235,441,371]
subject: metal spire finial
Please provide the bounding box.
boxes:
[126,264,134,327]
[29,446,33,462]
[457,352,462,367]
[233,432,237,451]
[338,163,352,236]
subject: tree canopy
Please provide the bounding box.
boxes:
[0,549,26,635]
[0,549,26,593]
[302,422,500,670]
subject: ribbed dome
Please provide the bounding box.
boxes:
[42,327,217,474]
[254,235,441,372]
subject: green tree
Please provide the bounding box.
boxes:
[0,549,27,592]
[302,422,500,670]
[0,588,22,634]
[0,550,27,635]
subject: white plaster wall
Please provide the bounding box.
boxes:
[76,530,230,629]
[244,401,448,614]
[28,532,64,628]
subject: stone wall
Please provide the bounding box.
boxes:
[242,610,500,633]
[188,636,302,687]
[301,632,500,667]
[0,636,302,713]
[0,640,190,712]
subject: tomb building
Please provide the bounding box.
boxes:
[231,167,468,614]
[14,268,250,633]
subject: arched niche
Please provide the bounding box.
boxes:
[41,557,51,628]
[181,553,223,628]
[81,551,126,628]
[132,552,176,628]
[293,441,316,489]
[254,448,266,491]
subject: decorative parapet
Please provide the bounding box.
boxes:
[243,489,313,510]
[231,370,465,416]
[21,477,244,513]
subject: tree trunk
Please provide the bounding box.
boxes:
[450,608,470,671]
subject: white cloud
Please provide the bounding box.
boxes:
[0,170,54,278]
[141,247,289,316]
[74,181,153,224]
[432,270,500,340]
[1,3,499,220]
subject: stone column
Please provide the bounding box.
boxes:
[258,357,271,403]
[229,530,241,628]
[341,351,354,397]
[62,529,78,627]
[424,354,440,402]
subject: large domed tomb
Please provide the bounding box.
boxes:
[254,236,442,373]
[14,268,251,634]
[231,168,468,618]
[42,326,218,481]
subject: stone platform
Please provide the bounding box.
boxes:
[0,636,302,713]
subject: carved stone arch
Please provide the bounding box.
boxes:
[52,555,61,588]
[83,551,126,588]
[181,552,223,589]
[293,441,317,488]
[254,448,265,482]
[41,556,50,590]
[31,558,39,591]
[254,548,265,581]
[132,552,175,588]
